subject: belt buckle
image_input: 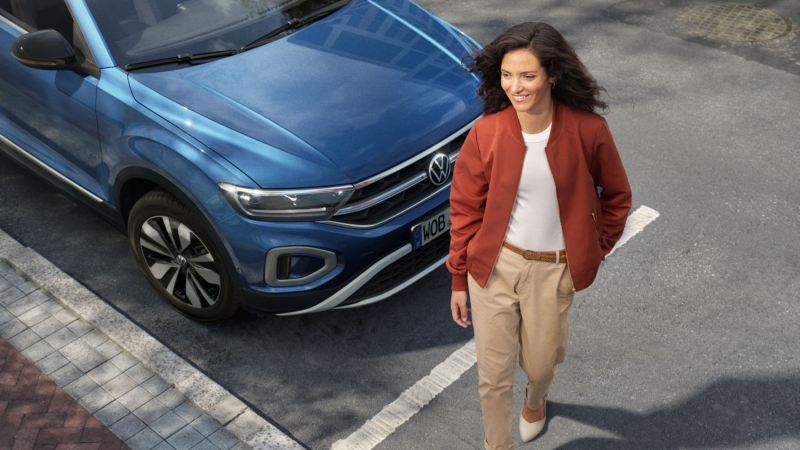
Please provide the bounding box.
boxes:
[522,250,538,260]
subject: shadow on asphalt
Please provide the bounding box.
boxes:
[546,376,800,449]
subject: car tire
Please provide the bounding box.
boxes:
[128,189,239,321]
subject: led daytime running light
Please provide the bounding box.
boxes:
[219,182,354,221]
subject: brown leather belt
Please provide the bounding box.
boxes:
[502,241,567,263]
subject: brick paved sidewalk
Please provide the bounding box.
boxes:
[0,337,130,450]
[0,230,299,450]
[0,260,249,450]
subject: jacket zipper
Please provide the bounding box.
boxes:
[492,142,578,292]
[556,182,575,294]
[543,140,574,293]
[489,145,527,276]
[591,212,600,236]
[553,163,575,294]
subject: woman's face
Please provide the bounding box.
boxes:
[500,48,555,115]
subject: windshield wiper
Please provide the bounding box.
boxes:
[241,0,352,52]
[125,49,239,71]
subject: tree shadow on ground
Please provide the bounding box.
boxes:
[545,376,800,449]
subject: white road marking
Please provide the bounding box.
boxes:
[331,340,477,450]
[332,205,660,450]
[606,205,660,257]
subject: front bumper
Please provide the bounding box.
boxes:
[234,229,448,315]
[281,229,450,314]
[220,190,451,314]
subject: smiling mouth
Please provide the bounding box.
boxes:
[512,94,529,102]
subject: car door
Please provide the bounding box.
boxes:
[0,0,105,201]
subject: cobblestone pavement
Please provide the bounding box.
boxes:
[0,223,305,450]
[0,336,131,450]
[0,261,249,450]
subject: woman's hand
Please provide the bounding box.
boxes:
[450,290,471,328]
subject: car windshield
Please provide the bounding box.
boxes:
[86,0,344,68]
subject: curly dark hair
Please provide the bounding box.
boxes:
[467,22,608,115]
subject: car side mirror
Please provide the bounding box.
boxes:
[10,29,78,70]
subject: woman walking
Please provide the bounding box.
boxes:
[448,22,632,449]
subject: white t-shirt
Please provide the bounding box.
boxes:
[504,124,565,251]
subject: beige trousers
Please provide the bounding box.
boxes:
[468,245,575,450]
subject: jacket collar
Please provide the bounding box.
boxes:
[498,99,565,148]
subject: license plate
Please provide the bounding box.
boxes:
[411,207,451,250]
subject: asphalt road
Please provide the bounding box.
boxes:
[1,0,799,449]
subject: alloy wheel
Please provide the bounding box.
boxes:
[138,215,221,309]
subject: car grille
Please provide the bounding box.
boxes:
[339,231,450,306]
[323,120,475,229]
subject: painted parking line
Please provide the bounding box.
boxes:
[607,205,660,257]
[332,205,660,450]
[331,340,477,450]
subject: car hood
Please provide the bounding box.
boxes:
[128,0,481,189]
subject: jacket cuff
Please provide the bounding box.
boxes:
[452,273,468,291]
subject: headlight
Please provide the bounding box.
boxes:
[218,183,354,221]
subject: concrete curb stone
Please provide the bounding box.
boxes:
[0,226,305,450]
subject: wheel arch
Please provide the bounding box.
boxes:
[113,165,244,294]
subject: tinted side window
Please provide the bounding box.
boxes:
[8,0,72,41]
[0,0,28,29]
[2,0,98,74]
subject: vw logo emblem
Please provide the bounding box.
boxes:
[428,153,452,186]
[176,254,188,267]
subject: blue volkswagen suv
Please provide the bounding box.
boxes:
[0,0,482,320]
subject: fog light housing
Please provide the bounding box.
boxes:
[265,246,337,286]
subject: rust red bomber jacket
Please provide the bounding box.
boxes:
[447,101,632,292]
